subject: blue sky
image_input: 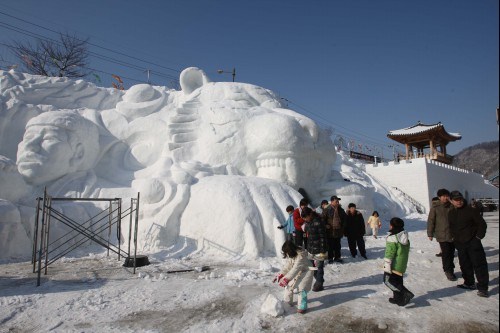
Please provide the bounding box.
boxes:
[0,0,498,156]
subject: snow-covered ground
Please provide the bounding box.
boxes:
[1,68,498,333]
[1,211,498,333]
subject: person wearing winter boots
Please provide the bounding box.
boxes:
[344,203,367,259]
[278,205,295,242]
[448,191,489,298]
[383,217,414,306]
[301,207,328,292]
[273,240,314,314]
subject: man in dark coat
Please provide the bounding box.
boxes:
[322,195,347,263]
[302,207,327,291]
[344,203,367,259]
[427,188,457,281]
[448,191,489,298]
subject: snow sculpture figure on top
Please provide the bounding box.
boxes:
[0,67,357,259]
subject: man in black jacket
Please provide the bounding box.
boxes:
[302,207,327,292]
[448,191,489,298]
[344,203,367,259]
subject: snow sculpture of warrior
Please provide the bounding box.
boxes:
[0,67,359,259]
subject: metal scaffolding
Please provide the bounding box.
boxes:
[32,189,141,286]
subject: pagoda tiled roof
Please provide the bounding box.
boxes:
[388,122,461,141]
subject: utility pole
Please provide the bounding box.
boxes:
[496,106,499,132]
[145,69,151,84]
[388,144,396,161]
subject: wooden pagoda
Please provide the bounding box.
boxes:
[387,122,461,164]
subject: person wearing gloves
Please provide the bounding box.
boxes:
[383,217,414,306]
[448,190,489,298]
[272,240,314,314]
[278,205,295,242]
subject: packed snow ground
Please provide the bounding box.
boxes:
[1,212,498,333]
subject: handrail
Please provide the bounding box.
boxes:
[391,187,425,214]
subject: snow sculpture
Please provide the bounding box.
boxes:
[0,67,368,259]
[17,111,99,189]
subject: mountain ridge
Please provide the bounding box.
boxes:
[452,140,499,180]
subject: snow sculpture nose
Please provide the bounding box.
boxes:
[19,133,42,152]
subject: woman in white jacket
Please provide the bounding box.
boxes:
[273,240,314,313]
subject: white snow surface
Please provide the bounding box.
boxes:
[0,212,498,332]
[0,68,498,332]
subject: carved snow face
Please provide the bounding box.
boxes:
[17,125,76,185]
[16,111,100,186]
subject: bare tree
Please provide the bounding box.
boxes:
[10,33,89,78]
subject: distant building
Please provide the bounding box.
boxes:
[365,122,498,213]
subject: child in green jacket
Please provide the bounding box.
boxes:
[383,217,414,306]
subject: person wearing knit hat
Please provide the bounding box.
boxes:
[383,217,414,306]
[448,190,489,298]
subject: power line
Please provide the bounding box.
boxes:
[280,97,404,158]
[0,9,181,74]
[282,97,394,148]
[0,19,179,83]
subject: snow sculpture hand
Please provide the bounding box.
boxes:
[279,277,289,287]
[383,258,392,274]
[273,273,284,283]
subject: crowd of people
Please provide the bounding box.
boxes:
[273,190,490,314]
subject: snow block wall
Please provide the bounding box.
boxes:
[365,158,499,213]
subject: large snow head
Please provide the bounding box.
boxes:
[171,67,335,192]
[17,110,100,185]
